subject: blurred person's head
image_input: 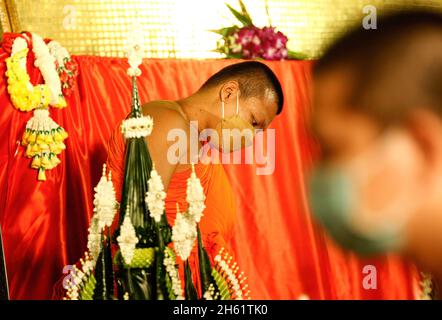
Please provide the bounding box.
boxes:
[308,11,442,276]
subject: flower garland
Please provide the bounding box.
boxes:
[164,247,184,300]
[5,33,75,181]
[92,164,117,229]
[213,247,250,300]
[21,109,68,180]
[47,40,79,96]
[145,165,166,223]
[171,163,207,261]
[213,0,306,60]
[120,115,153,139]
[32,33,66,107]
[6,37,51,112]
[87,164,117,261]
[117,208,139,265]
[172,203,197,261]
[186,164,206,223]
[64,252,95,300]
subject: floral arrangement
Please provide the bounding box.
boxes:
[213,0,306,60]
[4,33,77,180]
[63,22,250,300]
[47,40,79,97]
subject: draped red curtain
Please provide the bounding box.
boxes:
[0,46,420,299]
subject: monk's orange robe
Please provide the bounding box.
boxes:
[106,115,237,297]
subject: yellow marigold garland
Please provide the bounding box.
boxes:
[5,48,52,112]
[21,109,68,181]
[5,34,72,181]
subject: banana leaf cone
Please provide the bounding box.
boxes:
[113,77,171,300]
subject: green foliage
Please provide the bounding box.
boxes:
[211,268,231,300]
[164,247,177,300]
[184,260,198,300]
[287,50,309,60]
[197,226,217,296]
[92,235,114,300]
[210,26,238,37]
[226,3,253,27]
[79,274,96,300]
[114,248,156,269]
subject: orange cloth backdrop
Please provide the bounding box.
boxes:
[0,50,420,299]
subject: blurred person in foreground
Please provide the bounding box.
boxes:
[308,10,442,294]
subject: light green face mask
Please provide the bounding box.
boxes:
[308,167,403,256]
[212,93,254,152]
[308,130,425,256]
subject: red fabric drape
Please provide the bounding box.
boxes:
[0,50,420,299]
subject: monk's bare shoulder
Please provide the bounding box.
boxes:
[141,100,188,136]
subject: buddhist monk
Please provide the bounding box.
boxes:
[107,61,283,296]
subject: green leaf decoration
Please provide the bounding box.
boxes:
[226,4,253,27]
[211,268,231,300]
[197,225,216,296]
[158,214,172,246]
[154,226,168,300]
[104,234,114,298]
[116,267,155,300]
[287,50,309,60]
[116,77,155,246]
[92,235,114,300]
[225,53,244,59]
[114,248,156,269]
[164,272,176,300]
[184,260,198,300]
[79,274,96,300]
[114,76,159,299]
[209,26,238,37]
[164,247,177,300]
[238,0,253,25]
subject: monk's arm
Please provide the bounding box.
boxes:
[143,106,189,190]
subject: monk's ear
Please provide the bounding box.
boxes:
[219,80,239,102]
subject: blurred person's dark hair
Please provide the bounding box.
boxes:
[201,61,284,115]
[313,10,442,125]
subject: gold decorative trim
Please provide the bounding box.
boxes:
[4,0,20,32]
[0,0,11,34]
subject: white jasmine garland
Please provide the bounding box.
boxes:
[126,20,144,77]
[10,37,28,74]
[203,283,219,300]
[31,33,64,106]
[145,165,166,223]
[25,108,60,131]
[214,248,249,300]
[186,163,206,223]
[64,252,95,300]
[47,40,70,67]
[93,164,117,229]
[120,116,153,139]
[87,214,101,261]
[117,213,139,265]
[172,204,197,261]
[163,249,184,300]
